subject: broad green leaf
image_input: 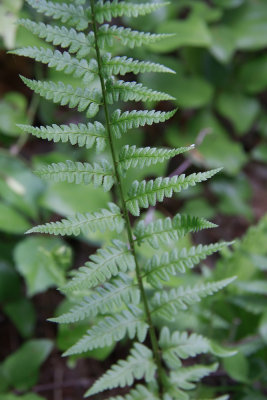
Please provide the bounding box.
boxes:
[229,2,267,50]
[140,59,213,109]
[148,17,212,53]
[1,340,53,391]
[0,92,29,137]
[0,262,21,302]
[252,144,267,163]
[259,311,267,344]
[174,76,214,108]
[3,298,36,338]
[167,110,247,175]
[238,55,267,94]
[181,198,216,220]
[223,352,249,383]
[0,151,44,219]
[211,176,252,219]
[14,236,72,296]
[216,92,260,135]
[0,0,22,48]
[40,181,111,216]
[0,202,30,234]
[209,26,236,64]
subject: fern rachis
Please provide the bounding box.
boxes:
[16,1,236,398]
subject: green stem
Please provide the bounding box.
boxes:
[90,1,165,397]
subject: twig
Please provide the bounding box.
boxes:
[33,378,93,393]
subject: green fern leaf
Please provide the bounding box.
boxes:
[35,160,114,191]
[51,274,140,323]
[135,214,216,249]
[19,20,94,58]
[127,168,222,216]
[63,240,136,292]
[107,385,159,400]
[26,202,124,236]
[151,277,236,320]
[106,79,175,104]
[144,242,232,288]
[170,363,218,390]
[85,343,156,397]
[98,24,174,49]
[17,121,107,151]
[159,327,236,369]
[111,109,177,138]
[91,1,169,24]
[119,145,193,171]
[12,47,98,84]
[26,0,88,30]
[103,53,175,76]
[21,76,101,118]
[63,307,148,356]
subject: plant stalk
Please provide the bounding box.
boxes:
[90,1,165,397]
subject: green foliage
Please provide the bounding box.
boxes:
[12,47,98,84]
[21,76,101,117]
[119,144,192,171]
[12,1,238,399]
[1,339,53,391]
[111,109,177,138]
[26,202,124,236]
[135,214,216,249]
[64,307,148,356]
[63,240,135,292]
[85,343,156,396]
[35,160,115,191]
[127,169,221,216]
[151,277,236,320]
[18,121,107,151]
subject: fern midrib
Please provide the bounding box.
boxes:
[90,1,165,397]
[43,211,121,231]
[135,226,186,244]
[151,284,216,315]
[128,175,201,202]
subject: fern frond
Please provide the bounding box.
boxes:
[26,0,88,30]
[106,79,175,104]
[159,327,236,369]
[144,242,232,288]
[85,343,156,397]
[19,20,94,58]
[135,214,216,249]
[64,307,148,356]
[103,53,175,76]
[111,109,176,138]
[90,1,169,24]
[127,169,222,216]
[151,277,236,320]
[98,24,174,49]
[17,122,107,151]
[170,363,218,390]
[35,160,114,191]
[119,145,192,171]
[107,385,159,400]
[12,47,98,84]
[26,203,124,236]
[63,240,136,292]
[51,274,140,323]
[21,77,101,118]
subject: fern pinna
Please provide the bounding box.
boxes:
[14,1,236,398]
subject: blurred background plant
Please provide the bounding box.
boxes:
[0,0,266,399]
